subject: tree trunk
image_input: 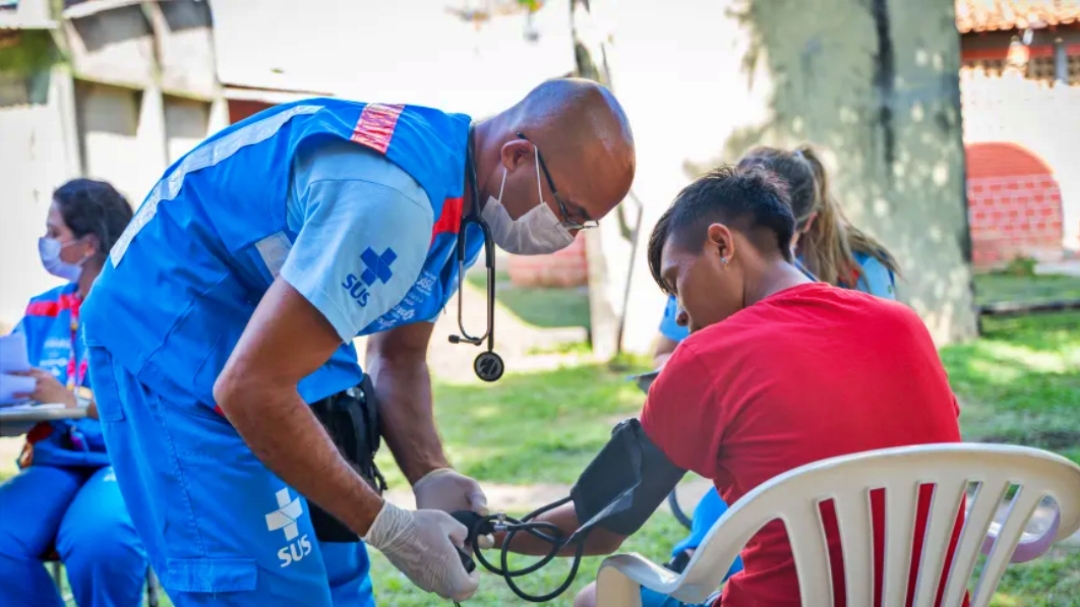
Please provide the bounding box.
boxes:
[569,0,626,360]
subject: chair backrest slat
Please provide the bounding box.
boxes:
[787,502,834,606]
[940,480,1009,606]
[912,482,967,607]
[668,445,1080,607]
[971,487,1043,607]
[837,491,875,606]
[883,485,919,607]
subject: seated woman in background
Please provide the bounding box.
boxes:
[0,179,147,607]
[579,144,903,607]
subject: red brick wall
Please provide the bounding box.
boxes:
[966,142,1064,268]
[228,99,275,124]
[507,233,589,287]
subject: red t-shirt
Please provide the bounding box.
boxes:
[640,283,965,607]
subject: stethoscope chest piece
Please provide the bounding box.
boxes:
[451,121,507,383]
[474,351,504,382]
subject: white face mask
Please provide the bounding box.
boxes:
[39,237,87,282]
[480,147,575,255]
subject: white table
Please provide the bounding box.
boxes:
[0,404,88,437]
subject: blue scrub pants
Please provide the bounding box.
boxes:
[639,490,743,607]
[87,345,376,607]
[0,464,148,607]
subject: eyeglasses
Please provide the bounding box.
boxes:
[516,132,599,230]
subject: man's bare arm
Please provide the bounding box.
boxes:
[494,502,628,557]
[214,278,383,536]
[366,321,448,484]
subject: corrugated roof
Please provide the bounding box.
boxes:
[956,0,1080,34]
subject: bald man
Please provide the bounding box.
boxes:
[81,79,635,606]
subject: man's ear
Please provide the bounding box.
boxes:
[706,223,735,263]
[499,138,534,171]
[802,212,818,234]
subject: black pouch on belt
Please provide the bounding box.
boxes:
[308,374,388,543]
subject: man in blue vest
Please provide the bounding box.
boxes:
[82,78,635,606]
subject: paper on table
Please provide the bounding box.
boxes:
[1,373,37,406]
[1,403,65,413]
[2,403,65,414]
[0,333,31,373]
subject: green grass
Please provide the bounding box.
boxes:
[945,308,1080,604]
[979,547,1080,607]
[467,269,591,330]
[375,359,650,489]
[943,312,1080,466]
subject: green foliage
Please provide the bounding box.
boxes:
[1003,255,1039,278]
[0,30,58,75]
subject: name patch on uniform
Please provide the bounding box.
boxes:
[350,104,405,154]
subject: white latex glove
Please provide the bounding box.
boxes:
[414,468,493,549]
[413,468,489,515]
[363,501,480,602]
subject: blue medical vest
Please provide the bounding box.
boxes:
[14,283,110,468]
[82,99,484,407]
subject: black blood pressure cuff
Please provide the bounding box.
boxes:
[308,374,387,543]
[569,418,686,538]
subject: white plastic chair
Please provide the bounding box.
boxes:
[595,444,1080,607]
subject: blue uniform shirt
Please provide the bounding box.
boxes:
[83,99,484,410]
[13,283,109,468]
[658,254,896,342]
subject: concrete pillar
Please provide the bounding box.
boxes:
[135,84,168,202]
[51,62,82,180]
[208,94,231,134]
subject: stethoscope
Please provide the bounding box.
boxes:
[448,125,505,383]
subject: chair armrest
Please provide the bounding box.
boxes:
[596,553,718,607]
[981,507,1061,564]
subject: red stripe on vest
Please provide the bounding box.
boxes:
[350,104,405,154]
[431,196,464,246]
[24,293,81,318]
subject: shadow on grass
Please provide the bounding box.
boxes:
[942,312,1080,464]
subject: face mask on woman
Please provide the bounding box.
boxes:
[38,237,88,282]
